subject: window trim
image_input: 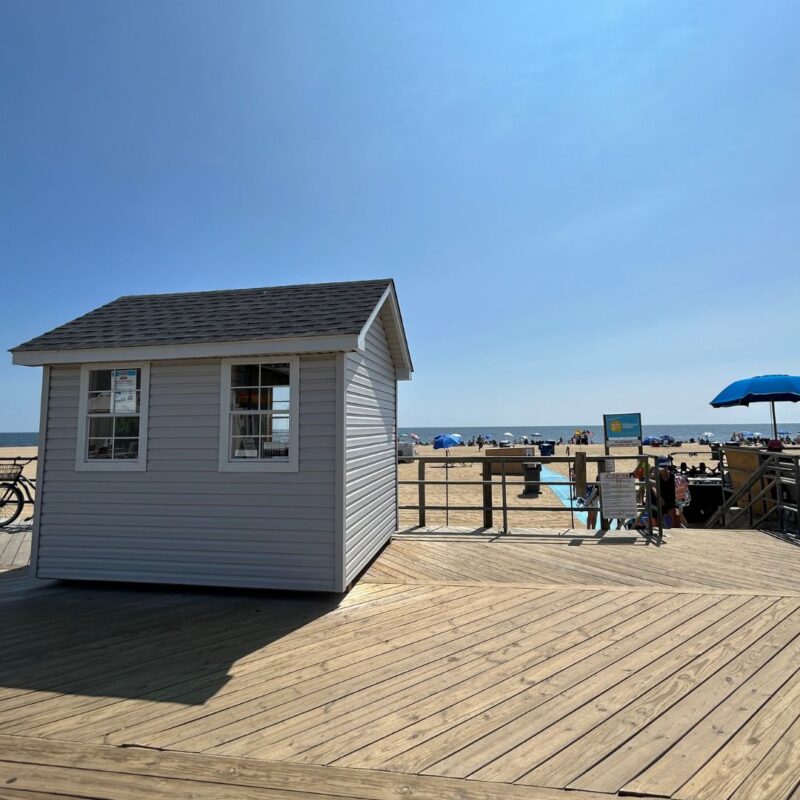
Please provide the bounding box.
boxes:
[218,356,300,473]
[75,362,150,472]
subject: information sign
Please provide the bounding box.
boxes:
[603,413,642,448]
[599,472,638,519]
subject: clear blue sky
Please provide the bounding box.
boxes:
[2,1,799,429]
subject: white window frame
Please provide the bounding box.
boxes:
[218,356,300,473]
[75,362,150,472]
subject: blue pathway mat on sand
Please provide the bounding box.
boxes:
[539,464,593,527]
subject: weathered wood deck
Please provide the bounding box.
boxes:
[1,527,799,799]
[0,526,30,572]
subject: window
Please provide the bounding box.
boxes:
[219,357,299,472]
[76,364,150,471]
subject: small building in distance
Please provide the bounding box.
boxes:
[11,279,412,592]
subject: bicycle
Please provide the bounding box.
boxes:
[0,457,37,528]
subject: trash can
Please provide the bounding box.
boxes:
[539,442,554,456]
[522,462,542,496]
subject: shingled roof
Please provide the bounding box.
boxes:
[13,279,394,353]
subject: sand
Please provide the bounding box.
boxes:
[399,443,719,529]
[0,447,38,480]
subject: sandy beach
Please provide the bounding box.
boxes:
[0,446,38,480]
[399,442,719,529]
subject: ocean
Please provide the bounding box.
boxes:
[3,423,799,449]
[0,432,39,447]
[398,424,800,444]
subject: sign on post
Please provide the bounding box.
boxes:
[599,472,638,519]
[603,412,642,453]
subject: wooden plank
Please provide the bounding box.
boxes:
[0,735,619,800]
[674,667,800,800]
[564,603,800,794]
[402,594,753,777]
[307,592,697,768]
[231,592,666,761]
[526,601,800,792]
[98,586,569,748]
[435,594,775,781]
[363,593,724,775]
[727,710,800,800]
[4,585,488,736]
[622,645,800,797]
[153,588,612,753]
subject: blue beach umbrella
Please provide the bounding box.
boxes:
[433,433,463,450]
[432,433,462,527]
[711,374,800,439]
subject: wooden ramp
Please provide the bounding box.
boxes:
[1,527,799,799]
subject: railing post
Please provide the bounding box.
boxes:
[418,459,426,528]
[501,458,508,534]
[654,456,664,541]
[482,460,493,529]
[795,456,800,537]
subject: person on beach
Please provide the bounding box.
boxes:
[476,435,484,451]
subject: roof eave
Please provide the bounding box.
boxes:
[357,283,414,381]
[11,333,362,367]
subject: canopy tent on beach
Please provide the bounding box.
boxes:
[711,374,800,440]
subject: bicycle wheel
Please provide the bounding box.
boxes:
[0,483,23,527]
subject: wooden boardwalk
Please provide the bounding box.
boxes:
[0,526,30,572]
[1,528,799,799]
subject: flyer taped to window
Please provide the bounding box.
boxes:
[113,369,137,413]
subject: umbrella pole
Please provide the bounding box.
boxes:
[771,401,778,440]
[445,451,449,527]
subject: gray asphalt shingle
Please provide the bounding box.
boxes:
[12,279,393,352]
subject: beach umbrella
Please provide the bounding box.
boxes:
[409,433,420,441]
[433,433,462,450]
[432,433,463,526]
[711,375,800,439]
[702,431,714,438]
[503,432,514,437]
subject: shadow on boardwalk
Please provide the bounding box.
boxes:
[0,581,341,705]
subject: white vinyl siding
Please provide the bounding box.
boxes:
[36,355,337,591]
[343,313,397,585]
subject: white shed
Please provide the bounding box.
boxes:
[11,279,412,592]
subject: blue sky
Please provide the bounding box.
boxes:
[2,0,799,429]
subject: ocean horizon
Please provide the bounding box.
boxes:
[3,422,800,449]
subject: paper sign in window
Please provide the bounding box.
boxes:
[113,369,137,413]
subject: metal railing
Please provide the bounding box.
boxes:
[399,454,666,541]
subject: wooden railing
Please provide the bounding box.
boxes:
[706,451,800,536]
[399,454,666,539]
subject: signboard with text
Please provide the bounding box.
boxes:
[599,472,638,519]
[603,412,642,448]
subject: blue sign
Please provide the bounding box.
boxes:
[604,413,642,445]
